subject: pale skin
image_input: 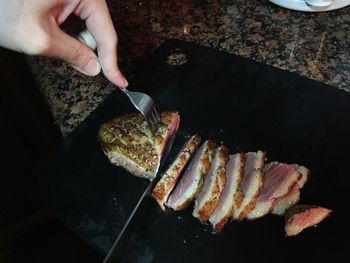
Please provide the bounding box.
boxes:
[0,0,128,88]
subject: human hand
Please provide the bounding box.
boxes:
[0,0,128,88]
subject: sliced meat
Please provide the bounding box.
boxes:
[166,140,217,211]
[272,184,300,216]
[151,134,201,210]
[285,205,332,237]
[246,162,303,220]
[271,165,309,216]
[209,153,244,231]
[232,151,266,221]
[291,164,309,187]
[98,111,180,180]
[192,145,230,223]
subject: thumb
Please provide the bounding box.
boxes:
[46,26,101,76]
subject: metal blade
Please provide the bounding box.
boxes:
[103,129,178,263]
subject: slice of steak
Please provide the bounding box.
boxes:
[284,205,332,237]
[272,184,301,216]
[192,145,230,223]
[232,151,266,221]
[246,162,303,220]
[271,165,309,216]
[98,111,180,180]
[166,140,217,211]
[151,134,202,210]
[209,153,244,231]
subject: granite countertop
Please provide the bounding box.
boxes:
[26,0,350,137]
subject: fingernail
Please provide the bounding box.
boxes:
[117,75,128,88]
[81,58,101,76]
[123,77,129,87]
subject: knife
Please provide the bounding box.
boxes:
[102,128,178,263]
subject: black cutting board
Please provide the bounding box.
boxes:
[33,39,350,262]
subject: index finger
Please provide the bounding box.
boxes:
[75,0,128,88]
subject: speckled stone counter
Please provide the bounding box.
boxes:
[26,0,350,137]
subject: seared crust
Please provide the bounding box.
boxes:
[98,111,179,180]
[196,168,226,221]
[182,140,217,209]
[210,153,245,232]
[190,140,217,201]
[166,140,217,211]
[201,141,217,173]
[232,154,245,213]
[235,170,264,220]
[152,134,202,210]
[233,150,266,221]
[193,145,230,222]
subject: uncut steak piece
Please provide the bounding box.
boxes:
[166,140,217,211]
[232,151,266,221]
[246,162,304,220]
[271,165,309,216]
[98,111,180,180]
[209,153,244,232]
[284,205,332,237]
[193,145,230,223]
[152,134,202,210]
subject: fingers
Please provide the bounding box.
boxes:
[2,0,127,85]
[94,35,128,88]
[75,0,128,88]
[45,24,101,76]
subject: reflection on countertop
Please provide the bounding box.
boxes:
[25,0,350,137]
